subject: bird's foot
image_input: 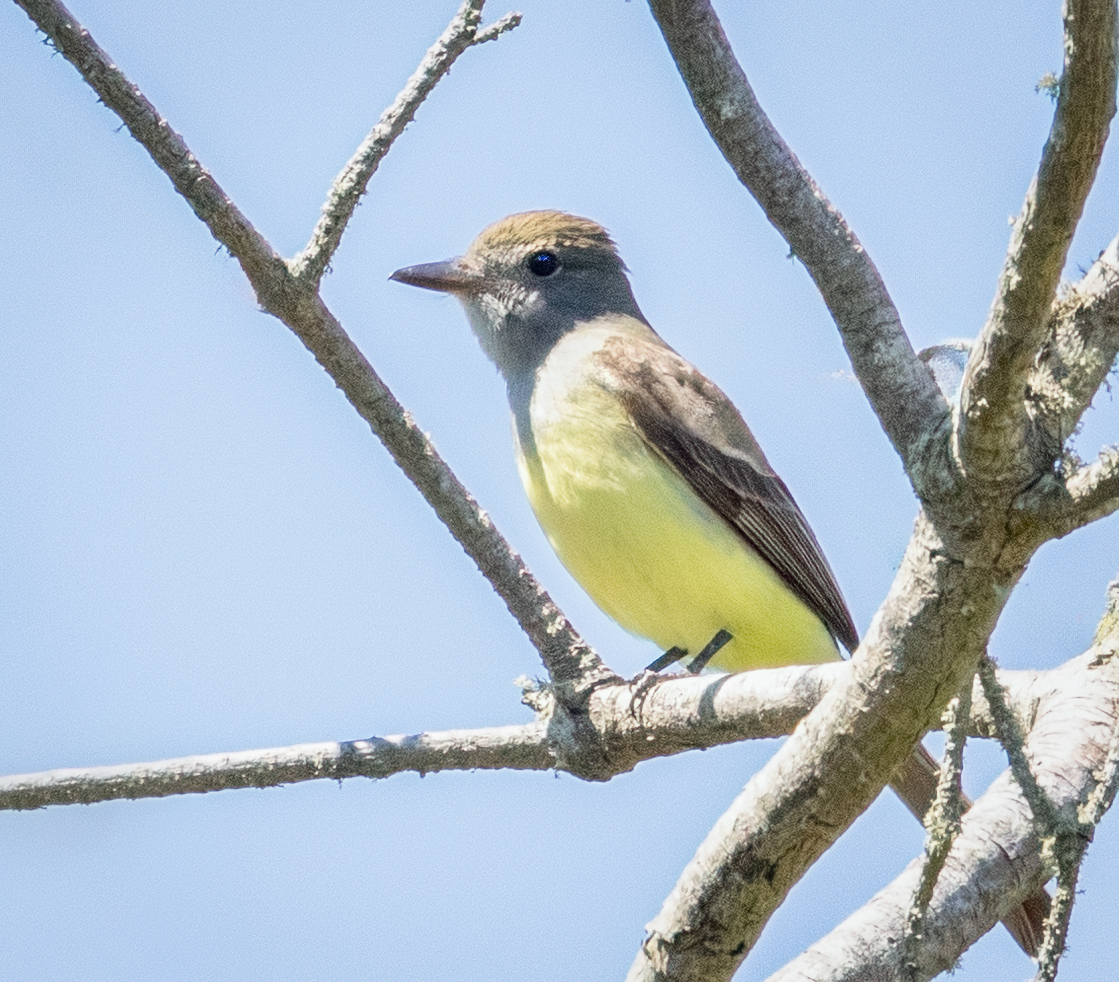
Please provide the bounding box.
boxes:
[628,631,733,720]
[629,647,689,720]
[627,631,732,720]
[626,669,661,719]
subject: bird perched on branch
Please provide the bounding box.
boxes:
[392,210,852,674]
[391,210,1047,954]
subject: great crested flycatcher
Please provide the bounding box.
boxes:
[391,210,1047,953]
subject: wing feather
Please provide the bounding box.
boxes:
[598,334,859,653]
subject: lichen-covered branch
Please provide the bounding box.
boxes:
[765,775,1049,982]
[634,8,1118,971]
[1029,233,1119,455]
[959,0,1117,485]
[904,684,971,975]
[764,623,1119,982]
[1038,444,1119,536]
[646,0,949,489]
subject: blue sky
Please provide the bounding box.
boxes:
[3,1,1118,979]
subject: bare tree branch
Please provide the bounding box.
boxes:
[12,0,615,698]
[0,725,552,811]
[289,3,522,284]
[959,0,1117,485]
[765,642,1119,982]
[904,683,971,972]
[0,657,1062,829]
[632,10,1116,969]
[646,0,949,491]
[0,660,1061,812]
[1035,444,1119,536]
[1029,233,1119,455]
[766,774,1049,982]
[0,663,845,810]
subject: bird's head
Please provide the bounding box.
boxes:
[390,211,646,380]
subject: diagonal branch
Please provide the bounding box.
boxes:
[289,4,522,284]
[625,513,1005,981]
[13,0,614,697]
[767,775,1049,982]
[766,640,1119,982]
[771,578,1119,981]
[959,0,1117,485]
[278,294,618,698]
[646,0,949,491]
[0,725,552,812]
[1029,233,1119,455]
[1033,443,1119,537]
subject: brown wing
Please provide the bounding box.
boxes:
[599,334,859,653]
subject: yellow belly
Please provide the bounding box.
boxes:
[515,384,838,671]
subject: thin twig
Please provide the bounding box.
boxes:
[0,725,552,811]
[978,657,1059,831]
[1035,579,1119,982]
[978,656,1076,977]
[904,682,972,979]
[290,2,522,283]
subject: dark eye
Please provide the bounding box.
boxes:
[527,251,559,277]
